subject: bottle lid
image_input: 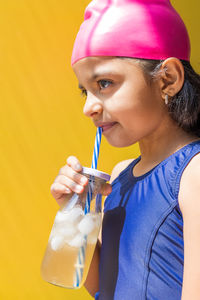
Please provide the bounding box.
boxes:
[82,167,110,182]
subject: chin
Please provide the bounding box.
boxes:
[105,136,136,148]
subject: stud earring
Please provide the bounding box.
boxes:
[165,94,169,105]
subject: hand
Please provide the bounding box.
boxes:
[51,156,112,206]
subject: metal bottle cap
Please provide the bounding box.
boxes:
[82,167,110,182]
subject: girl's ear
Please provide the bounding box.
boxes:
[159,57,185,100]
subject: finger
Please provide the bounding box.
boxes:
[59,165,88,186]
[51,182,71,197]
[101,183,112,196]
[54,175,85,194]
[50,182,71,206]
[67,156,82,172]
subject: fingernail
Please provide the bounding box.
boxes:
[74,163,81,171]
[65,188,71,193]
[75,185,83,193]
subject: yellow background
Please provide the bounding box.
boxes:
[0,1,199,299]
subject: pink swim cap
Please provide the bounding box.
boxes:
[71,0,190,65]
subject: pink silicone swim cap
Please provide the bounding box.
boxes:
[71,0,190,65]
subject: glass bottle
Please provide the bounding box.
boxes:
[41,167,110,289]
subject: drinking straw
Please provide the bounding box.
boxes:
[74,127,102,288]
[85,127,102,214]
[92,127,102,169]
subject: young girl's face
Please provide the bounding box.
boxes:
[73,57,168,147]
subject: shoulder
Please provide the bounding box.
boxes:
[110,159,134,183]
[179,152,200,215]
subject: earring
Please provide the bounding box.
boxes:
[165,94,169,105]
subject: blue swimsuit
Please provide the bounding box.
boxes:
[95,140,200,300]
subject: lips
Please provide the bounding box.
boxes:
[95,122,117,132]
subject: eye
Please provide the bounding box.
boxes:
[98,80,113,90]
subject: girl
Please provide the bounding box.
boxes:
[51,0,200,299]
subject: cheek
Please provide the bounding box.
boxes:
[105,83,138,112]
[106,84,152,117]
[107,85,163,130]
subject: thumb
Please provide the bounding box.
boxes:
[101,183,112,196]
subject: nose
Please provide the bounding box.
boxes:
[83,92,103,118]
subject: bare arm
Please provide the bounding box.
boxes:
[179,153,200,300]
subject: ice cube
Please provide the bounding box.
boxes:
[50,235,65,251]
[67,233,85,248]
[87,220,100,244]
[55,211,70,223]
[54,206,84,224]
[56,224,77,238]
[67,206,84,223]
[77,213,95,235]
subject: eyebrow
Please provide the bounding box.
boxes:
[78,70,118,89]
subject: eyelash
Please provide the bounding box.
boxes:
[80,79,113,99]
[98,79,113,89]
[80,89,87,98]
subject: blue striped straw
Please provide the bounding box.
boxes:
[92,127,102,169]
[74,127,102,288]
[85,127,102,214]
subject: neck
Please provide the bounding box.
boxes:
[135,120,199,176]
